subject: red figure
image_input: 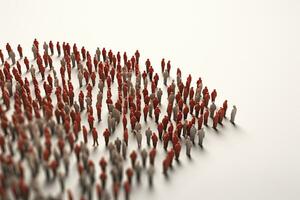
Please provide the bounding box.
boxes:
[130,150,137,167]
[154,107,160,124]
[213,112,219,129]
[149,148,157,165]
[174,142,181,160]
[151,133,158,148]
[223,100,228,117]
[92,128,99,146]
[204,109,209,126]
[211,89,217,102]
[103,128,110,146]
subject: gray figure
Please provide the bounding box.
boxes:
[189,125,197,145]
[60,58,66,67]
[114,137,122,153]
[209,102,217,118]
[173,104,179,121]
[141,149,148,168]
[157,88,163,105]
[85,96,92,108]
[134,122,142,133]
[107,114,113,133]
[230,105,237,124]
[176,74,182,86]
[147,166,155,188]
[168,92,175,106]
[43,42,49,55]
[96,47,101,61]
[78,62,84,71]
[163,70,168,86]
[73,101,80,113]
[134,161,142,183]
[54,77,60,88]
[143,76,148,88]
[145,128,152,146]
[112,108,121,124]
[71,53,76,68]
[183,120,188,138]
[136,131,142,149]
[122,141,127,160]
[9,51,16,65]
[195,92,201,103]
[30,65,36,79]
[58,172,65,192]
[185,136,193,158]
[171,80,176,91]
[97,91,103,104]
[63,150,70,175]
[111,117,116,133]
[197,128,205,148]
[5,81,13,97]
[78,70,83,87]
[32,45,38,59]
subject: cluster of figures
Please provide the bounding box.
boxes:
[0,40,237,200]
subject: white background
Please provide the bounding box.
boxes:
[1,0,300,199]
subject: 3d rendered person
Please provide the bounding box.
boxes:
[0,49,4,64]
[145,127,152,146]
[209,102,217,118]
[103,128,110,146]
[185,136,193,158]
[211,109,218,127]
[151,133,158,149]
[9,50,16,65]
[147,165,155,188]
[140,148,148,168]
[230,105,237,124]
[92,128,99,146]
[197,128,205,148]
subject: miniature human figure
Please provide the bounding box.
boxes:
[146,101,152,119]
[130,150,137,168]
[136,131,142,149]
[124,181,131,200]
[174,142,181,161]
[145,127,152,146]
[114,137,122,153]
[185,136,193,158]
[163,70,168,86]
[141,148,148,168]
[213,112,219,130]
[9,50,16,65]
[151,133,158,148]
[17,44,23,58]
[32,44,38,59]
[58,172,65,192]
[0,49,4,64]
[230,105,237,124]
[190,124,197,145]
[96,47,101,61]
[147,166,155,188]
[157,88,163,105]
[92,128,99,146]
[78,70,83,87]
[134,161,142,183]
[103,128,110,146]
[43,42,49,55]
[197,128,205,148]
[209,102,217,118]
[122,141,127,160]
